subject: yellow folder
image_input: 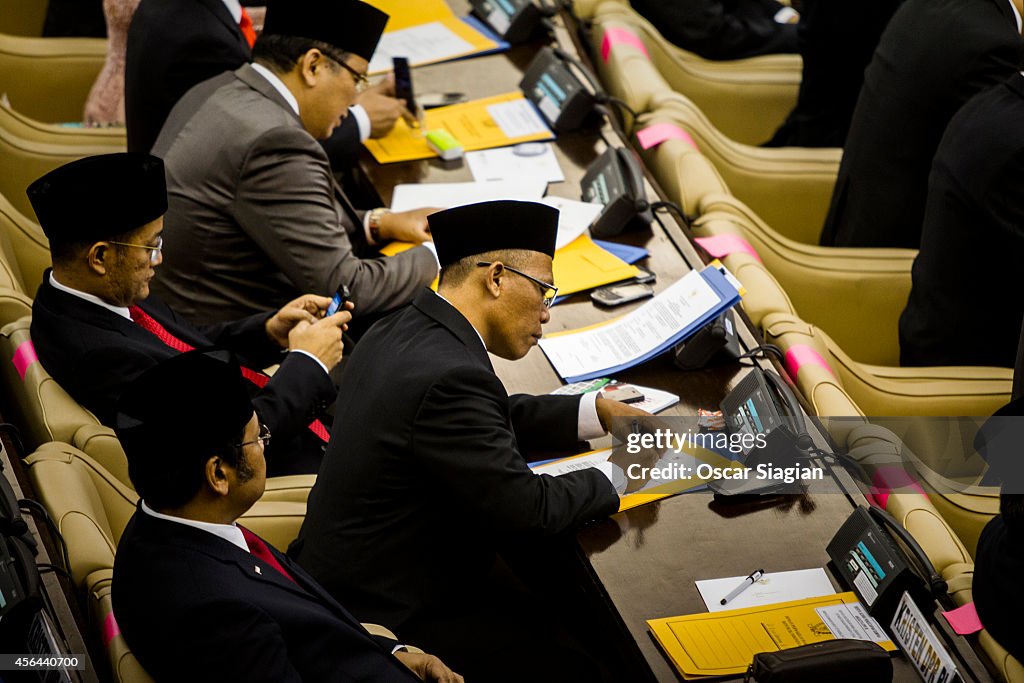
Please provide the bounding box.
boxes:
[364,92,554,164]
[648,592,896,680]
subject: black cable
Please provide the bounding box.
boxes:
[737,344,785,364]
[650,200,692,229]
[36,563,71,580]
[19,499,70,579]
[0,423,26,459]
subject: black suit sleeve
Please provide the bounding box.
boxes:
[320,116,363,169]
[414,366,618,535]
[507,394,584,453]
[252,352,335,446]
[983,148,1024,238]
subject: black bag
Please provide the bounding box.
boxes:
[746,640,893,683]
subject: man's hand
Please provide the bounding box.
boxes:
[595,396,662,443]
[394,651,464,683]
[286,306,352,371]
[265,294,333,348]
[378,207,441,244]
[355,77,417,138]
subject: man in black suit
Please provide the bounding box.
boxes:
[43,0,106,37]
[900,75,1024,367]
[112,349,463,682]
[974,493,1024,664]
[27,153,349,475]
[765,0,904,148]
[125,0,411,159]
[629,0,799,61]
[291,201,652,682]
[819,0,1024,248]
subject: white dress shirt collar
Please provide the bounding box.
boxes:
[140,500,249,553]
[1011,0,1023,33]
[49,272,132,321]
[250,62,301,116]
[221,0,243,24]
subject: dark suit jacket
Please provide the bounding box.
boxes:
[291,290,619,630]
[113,509,421,682]
[630,0,798,60]
[30,275,334,475]
[973,514,1024,664]
[124,0,360,158]
[42,0,106,37]
[150,65,437,324]
[820,0,1023,248]
[899,75,1024,368]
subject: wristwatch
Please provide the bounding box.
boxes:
[367,207,391,244]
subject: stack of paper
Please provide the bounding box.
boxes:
[364,92,554,163]
[366,0,507,74]
[695,568,836,612]
[389,179,547,212]
[465,144,565,184]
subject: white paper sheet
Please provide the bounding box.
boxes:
[816,603,891,644]
[696,568,836,613]
[541,197,603,250]
[486,99,552,138]
[368,22,475,73]
[465,144,565,184]
[538,270,721,380]
[389,179,547,212]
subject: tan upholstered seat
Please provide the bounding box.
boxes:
[0,34,107,123]
[0,2,48,37]
[638,103,839,244]
[0,189,50,297]
[588,6,800,144]
[0,102,126,149]
[0,318,314,501]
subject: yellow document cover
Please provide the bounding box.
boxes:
[365,93,554,163]
[648,592,896,680]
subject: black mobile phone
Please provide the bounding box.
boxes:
[392,57,417,114]
[327,284,351,316]
[590,282,654,307]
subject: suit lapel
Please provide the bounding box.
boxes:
[197,0,250,53]
[412,290,494,371]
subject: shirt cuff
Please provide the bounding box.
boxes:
[363,210,376,245]
[391,644,408,654]
[288,349,330,377]
[774,6,798,22]
[420,241,440,269]
[350,105,371,142]
[577,391,604,441]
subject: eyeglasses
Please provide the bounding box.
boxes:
[477,261,559,308]
[333,58,369,93]
[234,423,271,450]
[108,236,163,265]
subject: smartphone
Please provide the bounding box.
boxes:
[327,284,351,316]
[590,282,654,307]
[633,265,656,285]
[419,92,466,109]
[600,383,646,404]
[392,57,417,115]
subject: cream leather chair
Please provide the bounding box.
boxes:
[0,2,48,36]
[0,102,126,149]
[644,139,914,365]
[0,34,106,123]
[588,7,799,144]
[0,189,49,297]
[637,102,839,244]
[0,318,315,502]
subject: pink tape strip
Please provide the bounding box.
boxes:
[103,611,121,647]
[869,465,926,510]
[694,234,762,263]
[783,344,835,380]
[943,602,983,635]
[11,340,37,381]
[636,123,698,151]
[601,27,650,63]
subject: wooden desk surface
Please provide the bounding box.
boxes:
[358,6,991,680]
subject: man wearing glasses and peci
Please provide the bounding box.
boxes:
[291,201,653,682]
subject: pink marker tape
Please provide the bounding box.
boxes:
[869,465,926,510]
[694,234,761,263]
[601,27,649,63]
[11,340,37,381]
[636,123,697,151]
[103,611,121,647]
[942,602,983,635]
[783,344,834,380]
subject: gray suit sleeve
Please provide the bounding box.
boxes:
[229,126,437,315]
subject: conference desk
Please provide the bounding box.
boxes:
[358,5,993,681]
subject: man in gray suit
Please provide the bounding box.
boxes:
[151,0,439,326]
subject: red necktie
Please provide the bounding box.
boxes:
[128,306,330,442]
[239,526,297,584]
[239,8,257,48]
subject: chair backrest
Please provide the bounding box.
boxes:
[0,33,107,123]
[0,1,48,37]
[0,188,50,297]
[0,101,126,149]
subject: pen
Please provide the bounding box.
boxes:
[720,568,764,605]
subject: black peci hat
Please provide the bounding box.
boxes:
[26,153,167,244]
[429,200,560,268]
[262,0,389,61]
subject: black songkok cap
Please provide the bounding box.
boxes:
[115,349,254,468]
[429,200,559,268]
[26,153,167,243]
[263,0,389,61]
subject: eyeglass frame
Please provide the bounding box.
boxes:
[107,236,163,264]
[476,261,559,308]
[234,423,271,450]
[329,55,370,93]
